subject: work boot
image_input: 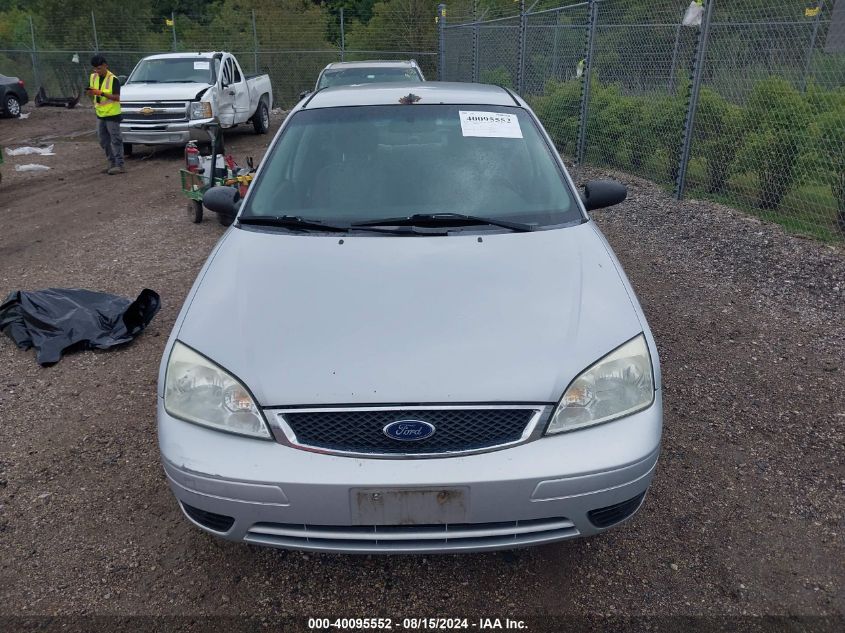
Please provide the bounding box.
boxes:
[107,166,125,175]
[102,163,112,174]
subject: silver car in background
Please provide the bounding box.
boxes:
[158,82,663,553]
[299,60,424,100]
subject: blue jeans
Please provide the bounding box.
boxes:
[97,118,124,168]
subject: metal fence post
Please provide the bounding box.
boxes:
[171,11,177,51]
[516,0,526,94]
[438,4,446,81]
[252,9,259,73]
[91,11,99,52]
[472,0,479,83]
[801,0,824,92]
[576,0,598,165]
[675,0,715,200]
[340,8,346,62]
[28,15,40,90]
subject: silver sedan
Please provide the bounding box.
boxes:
[157,82,662,553]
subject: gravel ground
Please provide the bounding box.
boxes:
[0,105,842,628]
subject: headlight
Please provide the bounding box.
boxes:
[190,101,213,119]
[164,341,271,439]
[547,334,654,434]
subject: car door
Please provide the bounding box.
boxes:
[217,56,237,127]
[229,57,252,123]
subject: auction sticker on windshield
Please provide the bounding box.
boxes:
[194,61,210,70]
[459,111,523,139]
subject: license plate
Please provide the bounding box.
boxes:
[351,487,468,526]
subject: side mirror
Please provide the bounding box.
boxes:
[582,179,627,211]
[117,75,128,84]
[203,186,241,219]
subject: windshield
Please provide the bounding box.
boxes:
[128,57,214,84]
[317,67,421,89]
[244,104,577,229]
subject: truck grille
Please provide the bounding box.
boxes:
[122,101,189,124]
[274,406,543,456]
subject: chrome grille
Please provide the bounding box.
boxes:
[245,517,578,553]
[272,406,544,456]
[121,101,189,124]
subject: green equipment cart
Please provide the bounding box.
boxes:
[180,167,225,223]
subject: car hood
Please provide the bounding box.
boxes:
[176,223,644,406]
[121,83,211,102]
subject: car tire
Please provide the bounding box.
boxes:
[188,200,203,223]
[252,100,269,135]
[4,94,21,118]
[123,143,133,157]
[217,213,234,227]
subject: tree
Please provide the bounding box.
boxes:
[345,0,437,54]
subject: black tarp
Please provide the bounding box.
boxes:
[0,288,160,366]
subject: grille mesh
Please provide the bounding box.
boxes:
[245,517,578,552]
[281,408,537,454]
[123,112,186,122]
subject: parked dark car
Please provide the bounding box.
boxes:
[1,73,29,117]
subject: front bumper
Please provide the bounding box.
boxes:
[158,397,662,553]
[120,118,215,146]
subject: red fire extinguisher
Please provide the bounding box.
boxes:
[184,141,200,173]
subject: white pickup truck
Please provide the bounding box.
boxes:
[119,52,272,153]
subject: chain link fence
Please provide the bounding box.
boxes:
[0,7,438,110]
[442,0,845,241]
[1,1,842,240]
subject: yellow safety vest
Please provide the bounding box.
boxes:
[89,71,121,118]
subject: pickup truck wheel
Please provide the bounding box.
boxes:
[253,100,269,135]
[4,94,21,117]
[188,200,203,223]
[123,143,133,157]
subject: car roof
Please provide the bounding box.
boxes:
[303,81,518,109]
[141,52,219,60]
[322,60,419,70]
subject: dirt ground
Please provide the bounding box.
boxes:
[0,103,843,629]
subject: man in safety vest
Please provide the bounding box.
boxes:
[85,55,125,175]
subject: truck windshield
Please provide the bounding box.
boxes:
[317,68,421,89]
[128,58,215,84]
[244,104,578,229]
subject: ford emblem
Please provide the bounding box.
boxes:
[383,419,435,441]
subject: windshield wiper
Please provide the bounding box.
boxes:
[128,80,159,83]
[238,215,447,236]
[237,215,349,232]
[352,213,536,232]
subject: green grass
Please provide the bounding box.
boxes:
[688,173,842,242]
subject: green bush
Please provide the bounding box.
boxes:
[693,87,744,194]
[529,79,581,155]
[637,92,686,183]
[479,66,513,90]
[526,72,842,238]
[586,83,629,166]
[735,77,811,210]
[799,89,845,231]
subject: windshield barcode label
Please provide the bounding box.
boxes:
[459,111,523,139]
